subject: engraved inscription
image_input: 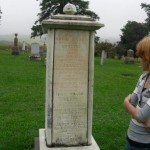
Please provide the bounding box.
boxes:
[52,30,89,145]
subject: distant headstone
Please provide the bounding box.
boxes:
[30,43,41,61]
[42,42,47,52]
[127,49,134,57]
[39,46,43,56]
[22,41,26,53]
[12,33,19,55]
[100,50,107,65]
[124,49,134,64]
[35,3,104,150]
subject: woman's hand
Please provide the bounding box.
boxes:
[144,117,150,130]
[124,94,138,120]
[124,94,131,108]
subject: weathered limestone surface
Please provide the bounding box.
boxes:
[39,129,100,150]
[52,30,89,145]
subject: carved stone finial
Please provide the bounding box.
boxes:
[15,33,18,37]
[63,3,77,15]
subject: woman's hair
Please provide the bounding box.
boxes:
[136,36,150,71]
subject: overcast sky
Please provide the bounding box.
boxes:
[0,0,149,41]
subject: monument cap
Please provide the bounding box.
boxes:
[42,3,104,32]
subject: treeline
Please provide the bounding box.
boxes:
[1,1,149,57]
[95,3,150,58]
[0,44,12,51]
[31,1,149,58]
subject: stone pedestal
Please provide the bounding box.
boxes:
[37,4,104,150]
[38,129,100,150]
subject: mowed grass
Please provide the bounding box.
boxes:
[0,50,142,150]
[93,57,142,150]
[0,50,45,150]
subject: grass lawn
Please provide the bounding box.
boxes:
[0,50,142,150]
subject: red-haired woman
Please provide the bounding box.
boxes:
[124,36,150,150]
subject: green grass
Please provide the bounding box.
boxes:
[0,51,45,150]
[93,58,142,150]
[0,50,142,150]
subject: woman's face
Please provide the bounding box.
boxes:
[138,57,148,71]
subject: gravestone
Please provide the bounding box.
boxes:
[100,50,107,65]
[36,3,104,150]
[12,33,19,55]
[39,46,43,56]
[43,42,47,52]
[22,41,26,53]
[124,49,134,64]
[30,43,41,61]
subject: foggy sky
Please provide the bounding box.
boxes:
[0,0,149,41]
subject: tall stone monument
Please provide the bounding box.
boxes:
[38,3,104,150]
[12,33,19,55]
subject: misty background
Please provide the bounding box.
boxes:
[0,0,149,43]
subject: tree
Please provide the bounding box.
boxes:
[31,0,99,38]
[115,43,126,59]
[120,21,148,51]
[141,3,150,32]
[95,36,100,45]
[95,41,115,57]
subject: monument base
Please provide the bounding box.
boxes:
[37,129,100,150]
[124,57,134,64]
[29,56,41,61]
[12,51,19,55]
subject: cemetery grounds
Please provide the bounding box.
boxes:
[0,50,142,150]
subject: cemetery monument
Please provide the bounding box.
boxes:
[30,43,41,61]
[100,50,107,65]
[12,33,19,55]
[22,41,26,53]
[124,49,135,64]
[36,3,104,150]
